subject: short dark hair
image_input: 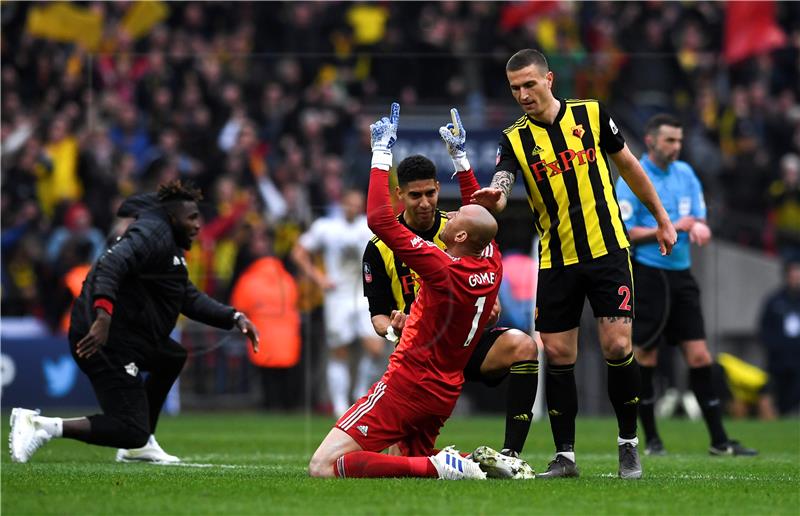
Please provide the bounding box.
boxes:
[157,179,203,204]
[506,49,549,72]
[784,258,800,275]
[645,114,682,137]
[396,155,437,187]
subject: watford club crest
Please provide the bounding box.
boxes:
[572,124,585,138]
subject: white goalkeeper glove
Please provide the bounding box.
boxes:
[438,108,470,174]
[370,102,400,171]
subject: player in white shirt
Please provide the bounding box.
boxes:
[292,189,386,415]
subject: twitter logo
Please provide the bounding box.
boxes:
[43,356,77,398]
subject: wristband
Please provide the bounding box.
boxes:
[450,155,471,178]
[385,325,400,344]
[94,298,114,316]
[233,311,244,325]
[371,150,393,171]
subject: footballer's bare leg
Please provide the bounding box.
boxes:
[309,428,363,477]
[479,329,537,376]
[598,316,634,360]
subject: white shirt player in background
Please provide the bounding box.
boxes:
[292,189,386,416]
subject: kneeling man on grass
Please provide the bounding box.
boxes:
[308,103,532,480]
[10,180,258,464]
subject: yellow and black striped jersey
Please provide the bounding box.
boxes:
[362,209,448,317]
[496,99,630,269]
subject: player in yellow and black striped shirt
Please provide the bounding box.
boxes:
[472,49,677,480]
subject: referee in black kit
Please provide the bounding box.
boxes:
[10,180,259,464]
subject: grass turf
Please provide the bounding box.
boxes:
[2,413,798,515]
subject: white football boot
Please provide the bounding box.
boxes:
[471,445,535,479]
[116,435,180,464]
[9,408,52,463]
[429,446,486,480]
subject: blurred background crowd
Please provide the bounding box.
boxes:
[2,1,798,416]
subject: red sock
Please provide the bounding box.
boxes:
[333,451,438,478]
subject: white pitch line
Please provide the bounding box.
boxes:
[158,462,269,469]
[598,472,797,481]
[182,452,307,463]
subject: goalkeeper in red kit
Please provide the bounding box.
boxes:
[308,103,534,480]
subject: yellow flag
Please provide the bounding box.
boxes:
[25,2,102,51]
[121,1,169,40]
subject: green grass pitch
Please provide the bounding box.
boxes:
[2,413,798,515]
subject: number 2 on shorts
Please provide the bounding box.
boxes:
[618,285,632,311]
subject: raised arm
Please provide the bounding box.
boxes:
[367,103,452,287]
[439,108,482,204]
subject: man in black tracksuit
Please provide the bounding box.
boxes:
[10,180,259,464]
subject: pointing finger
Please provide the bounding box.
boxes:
[450,108,461,136]
[390,102,400,125]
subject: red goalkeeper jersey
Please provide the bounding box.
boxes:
[366,166,503,416]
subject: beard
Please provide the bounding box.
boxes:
[175,231,193,250]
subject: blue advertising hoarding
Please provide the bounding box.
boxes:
[2,331,98,409]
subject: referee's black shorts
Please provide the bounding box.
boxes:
[632,261,706,349]
[535,248,634,333]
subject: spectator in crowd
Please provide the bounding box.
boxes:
[44,201,105,267]
[766,153,800,260]
[40,116,82,218]
[759,260,800,415]
[109,103,151,174]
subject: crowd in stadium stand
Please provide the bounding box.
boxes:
[1,2,798,409]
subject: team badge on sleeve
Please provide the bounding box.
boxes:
[609,117,619,134]
[495,146,501,166]
[363,263,372,283]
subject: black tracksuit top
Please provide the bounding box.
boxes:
[69,193,236,348]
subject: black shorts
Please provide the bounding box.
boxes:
[464,327,510,387]
[632,262,705,349]
[535,248,634,333]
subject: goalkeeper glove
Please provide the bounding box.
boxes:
[370,102,400,170]
[438,108,470,173]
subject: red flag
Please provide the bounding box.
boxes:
[499,1,559,32]
[724,1,787,65]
